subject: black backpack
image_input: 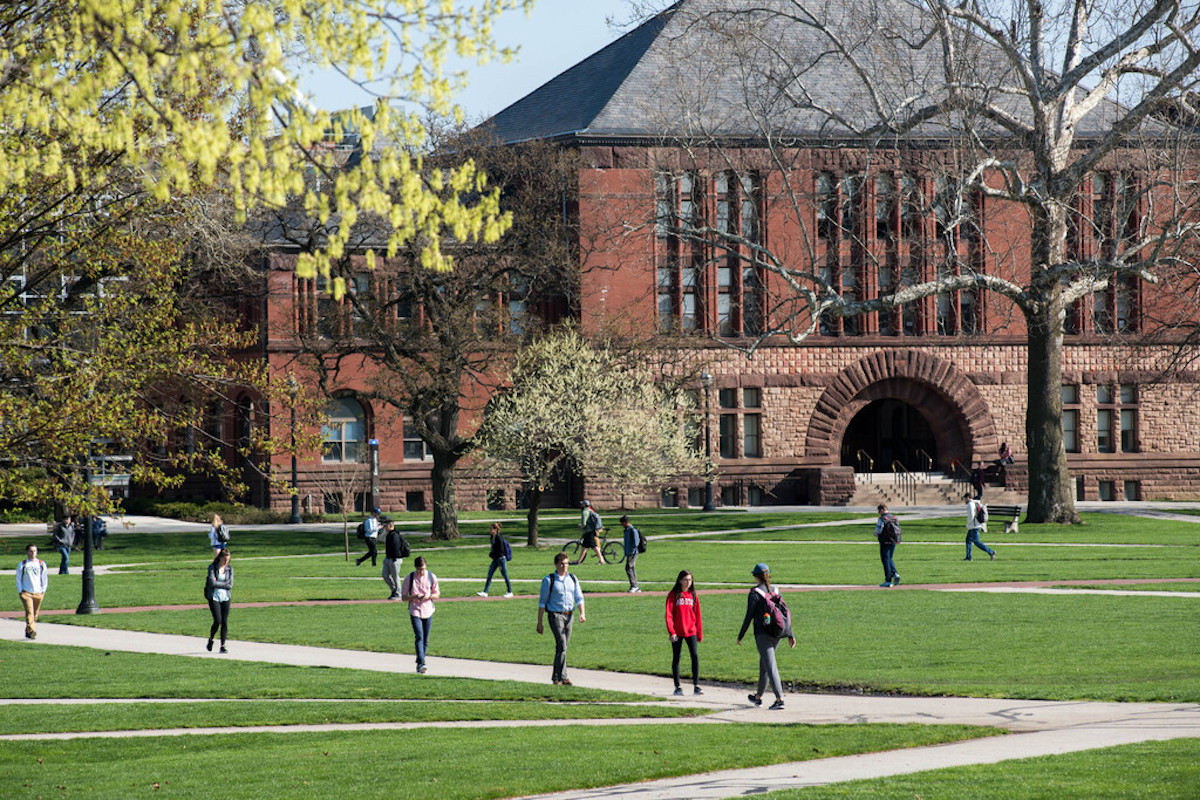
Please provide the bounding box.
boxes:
[636,529,647,553]
[880,515,901,543]
[216,524,230,544]
[976,503,988,524]
[397,532,411,558]
[355,521,367,540]
[757,588,791,637]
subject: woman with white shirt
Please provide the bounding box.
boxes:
[401,556,440,674]
[204,549,234,653]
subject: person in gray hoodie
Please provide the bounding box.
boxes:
[204,549,234,653]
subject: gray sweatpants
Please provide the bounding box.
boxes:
[547,610,575,682]
[755,633,784,699]
[625,551,639,590]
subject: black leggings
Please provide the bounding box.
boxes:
[671,635,699,687]
[208,599,230,644]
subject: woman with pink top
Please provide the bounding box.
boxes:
[401,556,440,673]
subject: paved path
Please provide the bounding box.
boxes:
[2,618,1198,798]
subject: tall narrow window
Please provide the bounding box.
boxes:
[743,388,762,458]
[656,171,705,332]
[403,417,431,461]
[875,174,895,240]
[816,172,837,240]
[1062,385,1080,453]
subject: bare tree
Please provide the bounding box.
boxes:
[282,129,582,539]
[632,0,1200,522]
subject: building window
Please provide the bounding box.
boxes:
[743,414,762,458]
[403,418,431,461]
[719,414,737,459]
[713,171,765,337]
[816,172,837,240]
[1098,480,1115,501]
[715,386,764,459]
[323,397,366,463]
[656,171,704,332]
[1124,481,1140,501]
[1097,383,1138,453]
[1062,384,1080,453]
[661,489,678,508]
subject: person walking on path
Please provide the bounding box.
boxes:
[382,520,409,600]
[355,508,382,567]
[737,563,795,710]
[51,515,74,574]
[91,516,108,550]
[665,569,703,696]
[204,549,234,654]
[16,544,49,640]
[401,556,439,673]
[575,500,607,564]
[964,493,996,562]
[207,513,228,558]
[971,463,985,500]
[621,515,642,592]
[477,522,513,598]
[874,503,901,587]
[537,551,585,685]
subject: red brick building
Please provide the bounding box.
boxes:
[228,0,1200,512]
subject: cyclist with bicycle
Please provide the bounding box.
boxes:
[576,500,608,565]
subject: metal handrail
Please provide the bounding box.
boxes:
[914,449,934,476]
[855,449,875,482]
[948,457,971,496]
[892,461,917,505]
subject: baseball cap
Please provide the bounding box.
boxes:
[751,562,770,576]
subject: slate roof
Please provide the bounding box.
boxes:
[483,0,1135,145]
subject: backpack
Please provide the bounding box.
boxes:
[880,514,902,543]
[355,521,367,540]
[216,524,230,543]
[398,533,411,558]
[756,587,791,638]
[976,503,988,524]
[501,537,513,561]
[586,510,603,534]
[636,529,647,553]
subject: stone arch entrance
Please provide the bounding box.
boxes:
[805,350,998,470]
[840,398,937,471]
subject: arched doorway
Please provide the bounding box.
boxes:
[840,399,937,471]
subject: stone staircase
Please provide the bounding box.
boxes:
[848,472,1026,507]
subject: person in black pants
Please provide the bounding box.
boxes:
[205,549,234,653]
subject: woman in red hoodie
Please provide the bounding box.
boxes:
[665,570,703,695]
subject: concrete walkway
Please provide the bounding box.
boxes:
[2,618,1198,798]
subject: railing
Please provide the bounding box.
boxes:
[914,449,934,478]
[948,457,971,497]
[856,450,874,482]
[892,461,917,505]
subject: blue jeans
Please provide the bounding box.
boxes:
[965,528,994,560]
[878,541,898,582]
[56,546,70,574]
[483,557,511,594]
[409,615,431,667]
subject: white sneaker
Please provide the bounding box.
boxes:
[476,591,488,597]
[629,587,641,593]
[503,592,514,598]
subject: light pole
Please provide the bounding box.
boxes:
[287,375,302,524]
[76,453,99,614]
[701,372,715,512]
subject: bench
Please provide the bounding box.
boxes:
[986,504,1022,534]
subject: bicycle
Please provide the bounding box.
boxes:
[561,531,624,565]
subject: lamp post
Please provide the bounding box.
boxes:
[76,453,99,614]
[287,375,302,524]
[701,372,715,512]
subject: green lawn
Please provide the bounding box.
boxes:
[0,700,702,735]
[769,737,1200,799]
[0,723,1001,800]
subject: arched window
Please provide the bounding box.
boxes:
[322,397,366,463]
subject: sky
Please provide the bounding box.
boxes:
[302,0,664,123]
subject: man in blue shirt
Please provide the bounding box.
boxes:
[536,552,586,685]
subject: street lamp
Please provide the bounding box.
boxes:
[76,452,99,614]
[701,372,715,512]
[287,375,302,524]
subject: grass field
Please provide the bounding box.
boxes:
[769,737,1200,799]
[3,508,1198,797]
[1,723,1001,799]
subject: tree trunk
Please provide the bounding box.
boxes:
[429,449,460,540]
[525,486,543,547]
[1024,300,1081,524]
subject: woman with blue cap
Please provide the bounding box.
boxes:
[736,562,794,710]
